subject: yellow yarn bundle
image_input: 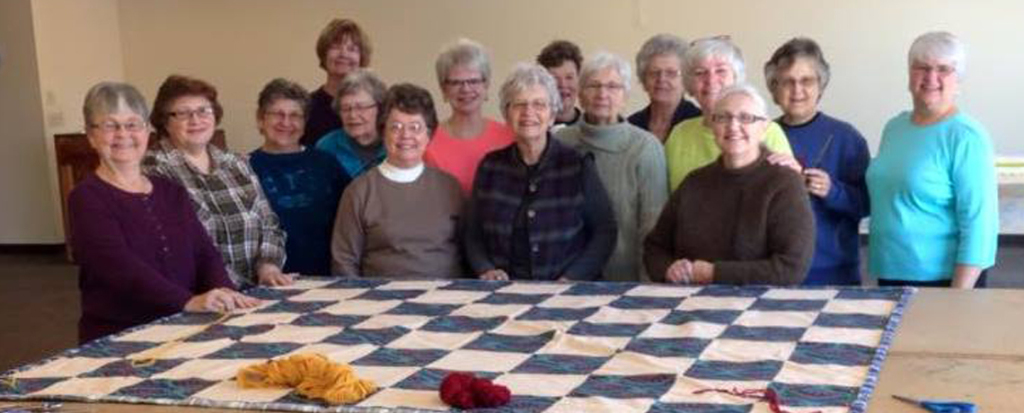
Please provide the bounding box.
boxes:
[236,353,377,405]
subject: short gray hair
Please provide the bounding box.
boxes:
[764,37,831,93]
[712,83,767,118]
[636,33,688,78]
[499,62,563,122]
[683,37,746,90]
[82,82,149,127]
[435,38,492,87]
[580,51,633,94]
[333,69,387,114]
[908,31,966,76]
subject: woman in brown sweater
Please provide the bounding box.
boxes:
[331,83,463,278]
[644,84,814,285]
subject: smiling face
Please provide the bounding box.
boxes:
[338,89,380,145]
[688,56,736,110]
[546,60,579,118]
[165,95,216,151]
[909,56,959,116]
[580,66,627,125]
[772,57,821,125]
[258,99,305,153]
[711,93,768,168]
[442,64,488,116]
[383,110,430,169]
[642,54,684,106]
[506,84,554,145]
[87,107,150,167]
[324,36,361,79]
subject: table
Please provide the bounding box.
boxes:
[3,284,1020,412]
[867,288,1024,412]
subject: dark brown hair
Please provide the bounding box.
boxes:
[376,83,438,137]
[257,78,310,117]
[316,19,372,70]
[537,40,583,71]
[150,74,223,137]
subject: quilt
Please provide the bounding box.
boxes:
[0,278,913,413]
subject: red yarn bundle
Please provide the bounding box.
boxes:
[439,372,511,409]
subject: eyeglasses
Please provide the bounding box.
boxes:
[582,82,625,93]
[263,111,305,122]
[509,99,550,112]
[339,102,377,115]
[387,121,427,135]
[168,106,215,121]
[443,78,486,88]
[709,112,767,125]
[691,66,732,80]
[911,64,956,77]
[646,69,681,80]
[89,120,148,133]
[778,76,819,90]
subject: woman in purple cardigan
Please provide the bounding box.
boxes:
[69,82,259,344]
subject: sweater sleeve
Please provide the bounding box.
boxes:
[70,186,193,314]
[242,160,287,270]
[713,173,815,285]
[821,128,871,220]
[764,122,794,155]
[637,138,670,280]
[462,180,497,275]
[951,125,999,268]
[563,157,618,280]
[643,187,682,283]
[331,179,366,276]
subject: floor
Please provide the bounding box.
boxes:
[0,245,1020,372]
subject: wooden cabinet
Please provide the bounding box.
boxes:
[54,131,226,258]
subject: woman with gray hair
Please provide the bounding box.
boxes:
[628,33,701,142]
[465,63,616,281]
[425,38,514,194]
[555,52,667,282]
[316,69,387,179]
[71,82,258,343]
[646,83,814,285]
[764,37,870,286]
[664,37,794,190]
[867,31,997,288]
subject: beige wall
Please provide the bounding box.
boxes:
[118,0,1023,156]
[0,0,54,243]
[2,0,1022,244]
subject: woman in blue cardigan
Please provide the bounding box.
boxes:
[764,37,870,285]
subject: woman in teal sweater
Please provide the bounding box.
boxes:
[866,31,998,288]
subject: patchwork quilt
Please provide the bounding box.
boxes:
[0,278,913,412]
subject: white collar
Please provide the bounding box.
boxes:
[378,161,424,183]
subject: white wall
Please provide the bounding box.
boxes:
[0,0,55,243]
[30,0,125,241]
[117,0,1024,156]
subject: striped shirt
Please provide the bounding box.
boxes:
[144,139,286,287]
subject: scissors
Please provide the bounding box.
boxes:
[892,395,977,413]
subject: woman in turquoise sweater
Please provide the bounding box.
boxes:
[866,31,998,288]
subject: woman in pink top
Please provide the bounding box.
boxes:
[426,38,514,194]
